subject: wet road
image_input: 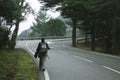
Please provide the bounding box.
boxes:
[16,39,120,80]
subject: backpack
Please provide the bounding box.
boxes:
[40,43,48,53]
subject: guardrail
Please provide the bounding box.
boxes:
[17,35,86,41]
[17,36,68,40]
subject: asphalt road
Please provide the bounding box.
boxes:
[16,39,120,80]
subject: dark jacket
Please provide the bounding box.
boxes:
[34,42,50,58]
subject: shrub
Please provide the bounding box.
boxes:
[0,27,9,48]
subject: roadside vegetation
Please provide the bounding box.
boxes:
[1,0,120,57]
[40,0,120,55]
[0,48,38,80]
[76,39,118,56]
[0,0,33,49]
[30,11,66,37]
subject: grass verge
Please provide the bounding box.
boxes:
[0,48,38,80]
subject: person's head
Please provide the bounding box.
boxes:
[41,38,45,43]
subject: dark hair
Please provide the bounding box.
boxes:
[41,38,45,43]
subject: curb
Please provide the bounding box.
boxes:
[25,43,50,80]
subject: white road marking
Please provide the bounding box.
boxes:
[27,46,34,54]
[47,42,52,44]
[103,66,120,74]
[62,44,65,47]
[58,49,93,63]
[44,69,50,80]
[26,43,28,46]
[58,51,69,55]
[26,43,50,80]
[62,44,120,59]
[74,55,93,63]
[50,47,54,49]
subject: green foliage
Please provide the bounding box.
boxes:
[31,10,66,37]
[31,10,50,36]
[40,0,120,54]
[45,18,66,36]
[0,27,9,48]
[8,0,33,49]
[29,31,39,37]
[0,0,16,16]
[61,0,88,20]
[0,0,33,49]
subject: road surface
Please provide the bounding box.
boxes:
[16,39,120,80]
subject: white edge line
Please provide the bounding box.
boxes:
[63,44,65,47]
[58,51,69,55]
[63,44,120,59]
[103,66,120,74]
[74,55,93,63]
[26,43,50,80]
[27,47,34,54]
[44,69,50,80]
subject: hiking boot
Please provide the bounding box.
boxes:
[40,67,45,71]
[42,68,45,71]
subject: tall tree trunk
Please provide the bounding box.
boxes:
[112,27,120,55]
[9,20,20,49]
[112,16,120,55]
[90,25,96,51]
[112,17,116,54]
[72,19,77,47]
[85,26,89,44]
[105,34,112,53]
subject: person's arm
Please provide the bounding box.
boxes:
[34,43,41,58]
[46,43,50,50]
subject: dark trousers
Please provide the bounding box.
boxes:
[39,55,47,69]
